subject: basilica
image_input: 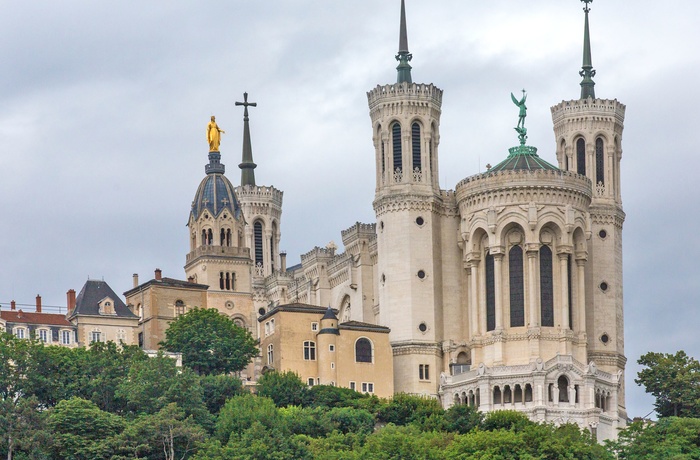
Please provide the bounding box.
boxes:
[3,0,627,442]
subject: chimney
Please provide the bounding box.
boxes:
[10,300,16,310]
[187,276,195,283]
[155,268,162,281]
[36,295,42,313]
[133,273,139,288]
[280,251,287,273]
[67,289,76,314]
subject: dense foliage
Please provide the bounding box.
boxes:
[159,307,258,375]
[636,350,700,418]
[2,333,700,459]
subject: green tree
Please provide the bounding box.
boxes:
[443,404,483,434]
[47,397,125,460]
[607,417,700,460]
[480,409,534,432]
[215,394,282,444]
[304,385,368,409]
[636,350,700,417]
[257,371,307,407]
[116,353,212,429]
[160,308,258,375]
[200,374,244,415]
[0,396,50,460]
[359,425,448,460]
[115,403,206,460]
[376,393,444,428]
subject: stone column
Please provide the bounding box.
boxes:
[527,250,538,326]
[493,252,504,330]
[469,261,480,336]
[576,259,587,333]
[559,254,570,330]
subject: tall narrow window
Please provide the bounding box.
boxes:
[207,229,213,245]
[381,140,386,175]
[254,221,263,266]
[231,272,236,291]
[567,255,573,330]
[219,272,224,290]
[267,344,274,365]
[225,272,230,290]
[303,341,316,360]
[411,122,421,171]
[595,137,605,185]
[509,245,525,327]
[175,300,185,316]
[220,228,225,246]
[485,252,496,331]
[355,338,372,363]
[540,246,554,327]
[226,229,231,246]
[391,122,402,172]
[576,138,586,175]
[202,229,207,246]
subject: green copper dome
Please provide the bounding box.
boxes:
[488,145,560,173]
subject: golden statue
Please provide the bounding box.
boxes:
[207,116,225,151]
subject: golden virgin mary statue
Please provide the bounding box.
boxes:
[207,116,225,151]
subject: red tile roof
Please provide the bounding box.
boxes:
[0,310,73,327]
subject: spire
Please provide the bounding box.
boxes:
[579,0,596,99]
[395,0,413,84]
[235,92,258,187]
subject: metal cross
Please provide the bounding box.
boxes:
[581,0,592,13]
[235,92,257,120]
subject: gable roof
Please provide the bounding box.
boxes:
[123,277,209,297]
[69,279,137,319]
[339,321,391,334]
[0,310,72,327]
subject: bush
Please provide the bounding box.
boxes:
[257,371,307,407]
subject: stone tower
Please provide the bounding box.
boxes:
[184,148,255,324]
[233,93,284,282]
[368,0,456,395]
[550,0,626,421]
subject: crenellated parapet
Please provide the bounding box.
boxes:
[551,98,625,128]
[367,82,443,113]
[235,184,284,207]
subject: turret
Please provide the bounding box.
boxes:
[317,307,339,385]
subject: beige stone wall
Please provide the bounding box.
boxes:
[75,315,139,347]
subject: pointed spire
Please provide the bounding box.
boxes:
[235,92,257,187]
[395,0,413,84]
[579,0,596,99]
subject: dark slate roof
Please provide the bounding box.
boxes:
[0,310,72,327]
[123,277,209,297]
[69,279,137,319]
[488,145,559,172]
[258,303,337,322]
[190,173,242,221]
[339,321,391,334]
[322,306,338,320]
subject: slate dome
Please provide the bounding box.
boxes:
[190,152,242,220]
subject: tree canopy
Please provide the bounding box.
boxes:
[636,350,700,417]
[160,307,258,375]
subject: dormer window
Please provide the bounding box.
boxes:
[98,298,116,315]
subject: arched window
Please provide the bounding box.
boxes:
[201,229,207,246]
[509,245,524,327]
[381,133,386,175]
[391,122,402,172]
[270,222,277,271]
[595,137,605,185]
[267,344,274,365]
[524,384,533,402]
[225,272,231,290]
[219,272,224,290]
[493,386,502,405]
[220,228,225,246]
[254,221,264,266]
[411,122,421,171]
[175,300,185,316]
[540,245,554,327]
[303,341,316,360]
[355,338,372,363]
[207,229,213,245]
[567,255,573,330]
[558,375,569,402]
[576,138,586,175]
[226,229,231,247]
[485,252,496,331]
[231,272,236,291]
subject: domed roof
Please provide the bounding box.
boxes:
[190,152,242,221]
[488,145,560,173]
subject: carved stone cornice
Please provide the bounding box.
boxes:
[391,341,443,357]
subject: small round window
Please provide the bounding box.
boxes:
[418,322,428,333]
[600,333,610,344]
[599,229,607,239]
[416,216,424,226]
[417,270,426,279]
[600,282,609,292]
[258,308,266,316]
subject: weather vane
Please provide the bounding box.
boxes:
[511,89,528,145]
[581,0,592,13]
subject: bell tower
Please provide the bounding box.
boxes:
[368,0,447,395]
[550,0,627,422]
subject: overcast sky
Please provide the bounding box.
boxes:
[1,0,698,418]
